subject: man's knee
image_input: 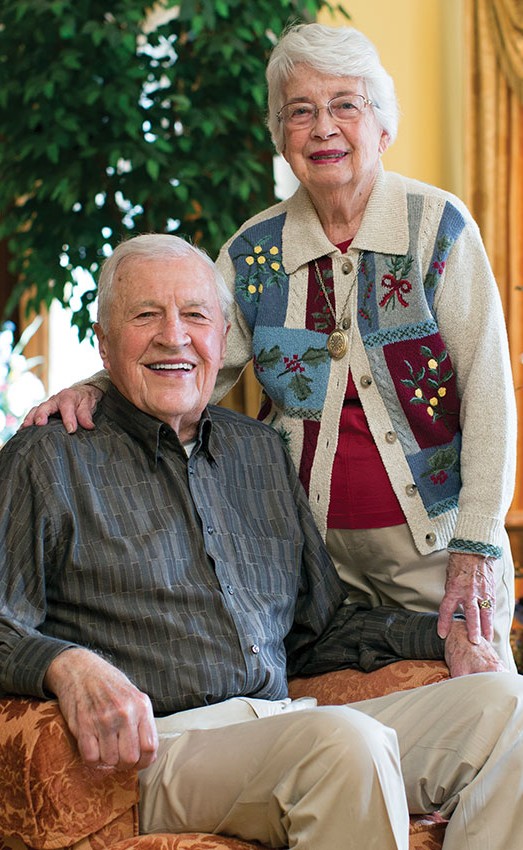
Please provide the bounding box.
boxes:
[294,706,400,775]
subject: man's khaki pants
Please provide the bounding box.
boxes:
[140,672,523,850]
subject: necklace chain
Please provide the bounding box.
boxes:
[313,254,361,360]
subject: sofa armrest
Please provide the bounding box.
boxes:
[0,697,139,850]
[288,659,450,704]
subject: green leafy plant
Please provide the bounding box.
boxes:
[0,0,349,341]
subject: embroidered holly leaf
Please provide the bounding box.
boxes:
[289,373,313,401]
[301,346,330,366]
[277,427,291,448]
[424,446,459,474]
[427,378,440,389]
[415,367,426,382]
[420,345,433,358]
[402,254,414,276]
[256,346,282,370]
[410,397,428,406]
[400,378,416,388]
[438,350,449,364]
[441,370,453,382]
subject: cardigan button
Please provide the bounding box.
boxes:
[360,375,372,388]
[405,483,417,497]
[341,261,351,274]
[425,532,437,545]
[251,644,260,655]
[385,431,397,443]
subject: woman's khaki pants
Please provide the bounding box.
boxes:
[139,672,523,850]
[327,524,516,671]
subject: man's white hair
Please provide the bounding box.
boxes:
[96,234,232,330]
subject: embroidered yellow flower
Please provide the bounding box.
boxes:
[438,387,447,397]
[414,388,423,398]
[257,256,266,264]
[429,397,438,407]
[428,358,438,370]
[245,256,255,266]
[258,283,263,293]
[270,262,280,271]
[427,407,435,417]
[247,284,257,294]
[254,245,262,254]
[269,246,279,255]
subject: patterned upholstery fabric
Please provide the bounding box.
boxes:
[287,658,450,703]
[0,698,138,850]
[0,661,450,850]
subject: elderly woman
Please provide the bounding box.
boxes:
[214,22,517,669]
[26,23,516,668]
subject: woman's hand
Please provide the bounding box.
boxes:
[22,385,103,433]
[437,552,496,644]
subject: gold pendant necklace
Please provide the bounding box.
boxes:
[313,258,358,360]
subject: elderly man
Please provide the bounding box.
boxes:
[1,234,522,850]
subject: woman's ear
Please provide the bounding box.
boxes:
[379,131,391,156]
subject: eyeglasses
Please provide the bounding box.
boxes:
[277,94,373,129]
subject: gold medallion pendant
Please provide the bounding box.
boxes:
[327,328,348,360]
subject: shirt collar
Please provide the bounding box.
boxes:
[101,383,215,469]
[282,164,410,274]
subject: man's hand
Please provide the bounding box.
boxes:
[437,552,495,644]
[44,648,158,770]
[444,620,506,677]
[22,385,103,433]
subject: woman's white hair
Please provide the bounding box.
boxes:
[96,233,233,330]
[266,23,399,154]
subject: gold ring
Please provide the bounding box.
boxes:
[478,598,493,610]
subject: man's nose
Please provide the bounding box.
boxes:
[157,315,189,346]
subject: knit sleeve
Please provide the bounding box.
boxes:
[434,215,517,555]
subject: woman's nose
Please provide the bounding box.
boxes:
[312,105,339,139]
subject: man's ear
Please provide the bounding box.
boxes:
[93,323,109,369]
[219,322,231,368]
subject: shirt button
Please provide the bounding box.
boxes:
[360,375,372,388]
[405,483,417,497]
[385,431,397,443]
[250,644,260,655]
[226,584,234,595]
[341,261,351,274]
[207,525,214,534]
[425,532,437,545]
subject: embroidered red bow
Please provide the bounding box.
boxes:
[379,274,412,308]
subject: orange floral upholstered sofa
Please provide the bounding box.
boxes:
[0,660,450,850]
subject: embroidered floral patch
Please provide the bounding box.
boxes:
[232,235,286,303]
[424,235,453,290]
[384,336,460,451]
[401,345,455,431]
[254,344,329,402]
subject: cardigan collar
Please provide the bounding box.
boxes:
[282,164,410,274]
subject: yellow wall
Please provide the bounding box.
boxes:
[320,0,465,199]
